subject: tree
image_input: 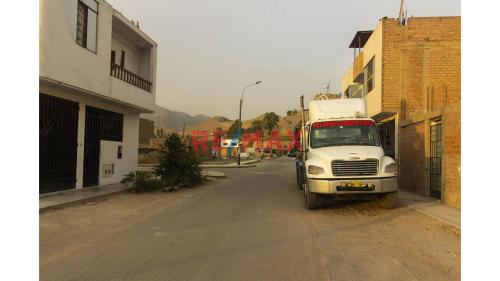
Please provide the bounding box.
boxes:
[226,119,244,139]
[286,110,293,117]
[263,112,280,135]
[154,133,203,187]
[250,120,263,133]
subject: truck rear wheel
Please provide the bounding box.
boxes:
[305,181,320,210]
[379,191,398,209]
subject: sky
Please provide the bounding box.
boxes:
[107,0,460,119]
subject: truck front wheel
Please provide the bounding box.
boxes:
[295,163,301,188]
[305,181,320,210]
[379,191,398,209]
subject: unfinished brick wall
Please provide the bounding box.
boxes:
[443,105,461,208]
[139,118,155,146]
[381,17,461,207]
[381,20,403,113]
[399,122,426,195]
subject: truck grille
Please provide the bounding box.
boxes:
[331,159,379,176]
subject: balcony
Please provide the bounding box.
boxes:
[353,52,364,83]
[110,63,152,93]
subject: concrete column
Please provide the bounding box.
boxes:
[75,101,86,189]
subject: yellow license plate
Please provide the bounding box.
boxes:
[345,181,365,188]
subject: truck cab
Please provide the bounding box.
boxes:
[296,98,398,209]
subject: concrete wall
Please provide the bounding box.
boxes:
[111,36,140,74]
[40,0,156,112]
[341,67,353,96]
[109,76,155,110]
[40,84,140,188]
[40,0,113,97]
[362,22,383,117]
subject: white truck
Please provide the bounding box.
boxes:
[295,97,398,209]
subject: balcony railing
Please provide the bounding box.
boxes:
[110,63,152,93]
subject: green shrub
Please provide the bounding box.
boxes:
[121,171,162,193]
[154,133,203,188]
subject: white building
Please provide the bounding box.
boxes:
[39,0,157,193]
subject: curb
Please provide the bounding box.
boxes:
[39,188,129,213]
[199,159,260,168]
[199,164,256,168]
[240,159,261,165]
[399,201,461,230]
[397,191,461,230]
[202,171,227,178]
[138,160,261,170]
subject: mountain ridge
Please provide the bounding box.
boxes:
[141,105,302,134]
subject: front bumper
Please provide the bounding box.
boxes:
[307,177,397,194]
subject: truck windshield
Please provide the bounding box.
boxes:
[310,120,381,148]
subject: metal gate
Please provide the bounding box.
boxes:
[39,94,79,193]
[430,120,442,199]
[83,106,123,187]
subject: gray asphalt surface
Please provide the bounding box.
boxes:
[40,157,460,281]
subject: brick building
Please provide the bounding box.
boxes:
[341,17,461,208]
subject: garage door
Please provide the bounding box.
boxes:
[39,94,79,193]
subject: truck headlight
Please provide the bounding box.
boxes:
[308,165,324,175]
[384,163,397,173]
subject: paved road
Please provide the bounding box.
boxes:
[40,158,460,281]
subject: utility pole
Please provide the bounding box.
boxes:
[398,0,404,23]
[237,81,262,165]
[300,95,307,161]
[238,99,242,162]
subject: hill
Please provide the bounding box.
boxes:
[141,104,303,137]
[141,105,210,132]
[185,116,233,133]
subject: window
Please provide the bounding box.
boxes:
[76,0,98,53]
[111,50,116,64]
[349,84,363,99]
[364,57,375,94]
[310,120,381,148]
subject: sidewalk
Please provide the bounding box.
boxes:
[139,159,260,170]
[398,190,461,230]
[40,184,129,213]
[40,171,228,212]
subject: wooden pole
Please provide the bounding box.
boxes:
[300,96,307,161]
[398,0,404,23]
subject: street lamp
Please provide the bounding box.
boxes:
[237,80,262,165]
